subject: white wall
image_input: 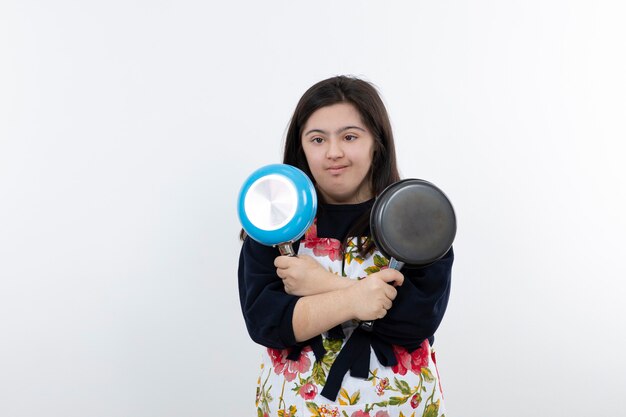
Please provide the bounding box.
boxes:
[1,1,625,416]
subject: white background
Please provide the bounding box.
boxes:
[1,1,625,416]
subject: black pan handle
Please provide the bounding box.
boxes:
[360,258,403,331]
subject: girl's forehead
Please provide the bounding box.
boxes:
[303,103,366,130]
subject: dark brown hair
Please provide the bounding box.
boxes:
[283,75,401,254]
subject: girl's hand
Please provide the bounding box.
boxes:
[275,255,348,296]
[345,269,404,321]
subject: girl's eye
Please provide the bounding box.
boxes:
[345,134,357,141]
[311,137,324,144]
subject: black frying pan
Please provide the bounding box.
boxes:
[361,178,456,331]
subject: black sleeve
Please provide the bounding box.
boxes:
[372,247,454,350]
[238,237,300,349]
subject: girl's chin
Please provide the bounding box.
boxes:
[320,192,369,205]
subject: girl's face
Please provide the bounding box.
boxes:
[301,103,375,204]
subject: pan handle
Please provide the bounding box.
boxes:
[388,258,404,270]
[360,257,403,332]
[277,242,296,257]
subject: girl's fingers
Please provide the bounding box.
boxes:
[274,256,290,268]
[384,285,398,300]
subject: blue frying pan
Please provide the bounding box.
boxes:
[237,164,317,256]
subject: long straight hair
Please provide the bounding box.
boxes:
[283,76,401,254]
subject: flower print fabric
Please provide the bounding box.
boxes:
[391,345,430,376]
[255,219,447,417]
[267,346,313,382]
[302,221,342,262]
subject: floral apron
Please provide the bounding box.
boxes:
[255,220,447,417]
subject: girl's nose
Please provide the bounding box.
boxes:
[326,138,344,159]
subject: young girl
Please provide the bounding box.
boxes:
[238,76,453,417]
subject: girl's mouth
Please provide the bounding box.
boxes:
[327,165,347,174]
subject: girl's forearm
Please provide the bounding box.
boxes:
[315,274,356,294]
[292,287,355,342]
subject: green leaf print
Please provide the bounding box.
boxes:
[338,388,350,406]
[345,238,369,266]
[350,390,361,405]
[323,338,343,353]
[321,354,335,367]
[373,254,389,268]
[345,252,354,265]
[257,370,273,416]
[312,339,343,387]
[421,367,435,383]
[306,401,320,417]
[364,266,380,275]
[394,377,412,395]
[278,405,298,417]
[388,396,409,405]
[311,361,326,386]
[367,368,378,383]
[338,388,361,405]
[422,399,440,417]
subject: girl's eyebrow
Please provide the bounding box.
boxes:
[304,126,367,136]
